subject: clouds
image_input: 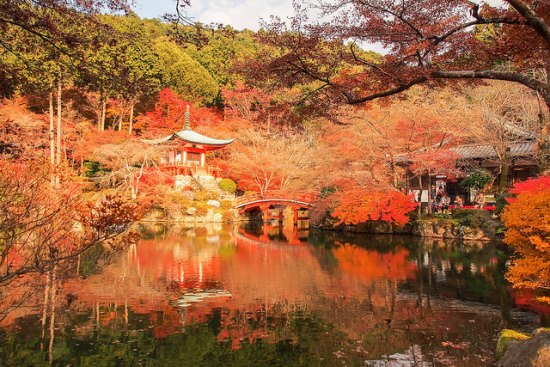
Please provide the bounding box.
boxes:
[135,0,507,31]
[135,0,295,31]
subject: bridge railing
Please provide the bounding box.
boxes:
[234,190,318,208]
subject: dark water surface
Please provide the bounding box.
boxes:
[1,223,548,367]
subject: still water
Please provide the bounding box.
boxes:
[1,223,548,367]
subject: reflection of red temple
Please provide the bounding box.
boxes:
[134,238,223,290]
[143,106,234,178]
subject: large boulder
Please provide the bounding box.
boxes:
[141,208,167,222]
[207,200,221,208]
[499,328,550,367]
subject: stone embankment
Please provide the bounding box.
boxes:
[316,211,502,241]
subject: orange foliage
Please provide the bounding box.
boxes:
[502,177,550,292]
[72,130,128,162]
[135,88,222,137]
[331,189,417,226]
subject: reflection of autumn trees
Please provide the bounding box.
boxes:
[0,225,537,366]
[332,243,416,282]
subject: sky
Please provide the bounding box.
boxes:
[134,0,295,31]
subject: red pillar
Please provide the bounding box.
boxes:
[260,205,271,223]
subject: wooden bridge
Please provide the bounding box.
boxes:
[234,191,317,224]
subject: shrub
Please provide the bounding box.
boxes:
[220,200,233,209]
[222,210,234,222]
[218,178,237,194]
[194,190,219,202]
[451,209,490,227]
[320,186,336,198]
[331,190,417,226]
[83,160,101,177]
[459,168,492,191]
[193,202,209,216]
[495,192,510,215]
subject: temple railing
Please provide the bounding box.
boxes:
[161,163,222,178]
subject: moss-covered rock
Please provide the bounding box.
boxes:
[497,329,530,360]
[499,328,550,367]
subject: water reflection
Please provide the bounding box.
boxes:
[0,223,546,366]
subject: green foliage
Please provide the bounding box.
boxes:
[154,39,219,104]
[218,178,237,194]
[459,169,492,191]
[184,28,259,87]
[451,209,491,228]
[83,161,100,177]
[495,192,510,215]
[320,186,336,198]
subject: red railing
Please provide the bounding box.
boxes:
[234,191,317,208]
[162,163,222,178]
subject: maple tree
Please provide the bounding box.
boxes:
[501,176,550,293]
[255,0,549,153]
[135,88,222,136]
[222,81,273,124]
[91,139,166,200]
[331,189,417,226]
[226,128,318,195]
[0,160,140,285]
[463,82,542,190]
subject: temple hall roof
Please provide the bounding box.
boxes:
[450,141,537,160]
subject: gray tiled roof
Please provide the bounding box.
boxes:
[451,141,537,160]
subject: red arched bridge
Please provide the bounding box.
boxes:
[234,191,317,224]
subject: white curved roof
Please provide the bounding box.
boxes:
[142,129,234,146]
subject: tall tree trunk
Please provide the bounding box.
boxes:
[55,77,62,188]
[499,159,509,192]
[41,271,52,342]
[417,175,423,219]
[49,86,55,186]
[537,95,550,172]
[48,266,57,365]
[427,173,433,215]
[100,95,107,131]
[128,103,134,135]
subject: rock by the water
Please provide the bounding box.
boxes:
[212,212,223,222]
[207,200,221,208]
[500,328,550,367]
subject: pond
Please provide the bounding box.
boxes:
[0,223,548,366]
